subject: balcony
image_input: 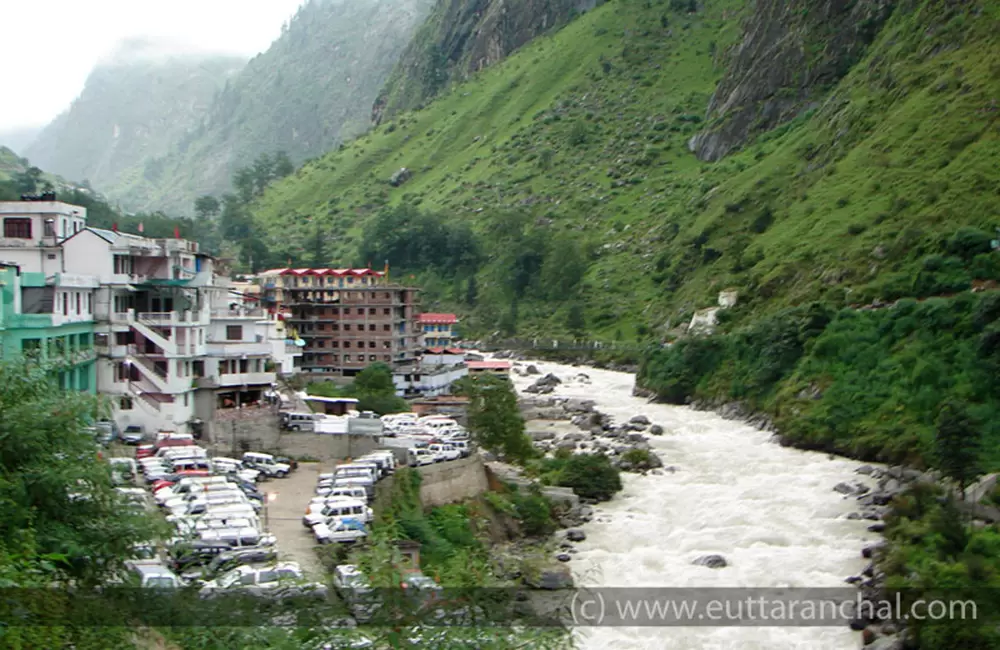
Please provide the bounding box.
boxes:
[137,310,207,327]
[204,340,272,358]
[210,307,267,319]
[216,371,276,388]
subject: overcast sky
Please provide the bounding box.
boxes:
[1,0,306,131]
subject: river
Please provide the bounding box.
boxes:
[509,359,880,650]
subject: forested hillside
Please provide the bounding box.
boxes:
[251,0,998,341]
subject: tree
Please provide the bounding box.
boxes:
[465,275,478,306]
[934,401,983,497]
[540,234,587,300]
[463,374,535,464]
[353,363,396,396]
[13,166,43,194]
[194,195,221,219]
[0,358,161,585]
[310,222,329,267]
[566,302,586,334]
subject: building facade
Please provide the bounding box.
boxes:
[418,313,458,347]
[0,196,298,436]
[259,268,421,377]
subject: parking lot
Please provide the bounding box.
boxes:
[264,462,325,578]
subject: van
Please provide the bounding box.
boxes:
[242,452,291,478]
[407,448,435,467]
[334,476,375,500]
[303,498,371,527]
[334,463,378,482]
[316,484,369,501]
[280,411,318,432]
[357,452,395,475]
[127,560,182,588]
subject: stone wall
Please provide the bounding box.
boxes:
[417,454,490,507]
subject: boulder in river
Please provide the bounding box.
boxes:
[566,529,587,542]
[834,482,856,495]
[693,554,728,569]
[649,424,664,436]
[526,364,540,375]
[629,415,651,425]
[556,553,572,563]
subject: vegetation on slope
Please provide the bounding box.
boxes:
[373,0,599,122]
[251,0,998,343]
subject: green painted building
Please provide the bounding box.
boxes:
[0,264,97,393]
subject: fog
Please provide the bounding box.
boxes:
[0,0,307,132]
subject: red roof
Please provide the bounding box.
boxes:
[466,360,511,371]
[424,347,465,354]
[262,268,385,277]
[418,313,458,324]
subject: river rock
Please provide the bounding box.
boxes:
[834,482,856,495]
[861,543,885,559]
[868,635,903,650]
[529,430,556,442]
[555,440,577,451]
[528,565,574,590]
[693,554,728,569]
[526,364,540,375]
[555,553,572,562]
[626,433,647,444]
[564,398,595,413]
[856,465,875,476]
[524,383,555,395]
[566,529,586,542]
[574,373,591,384]
[564,432,590,443]
[629,415,651,425]
[649,424,664,436]
[845,575,863,585]
[846,512,862,520]
[867,522,886,533]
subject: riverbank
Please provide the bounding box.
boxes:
[507,358,885,650]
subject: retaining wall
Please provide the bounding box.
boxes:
[417,455,490,507]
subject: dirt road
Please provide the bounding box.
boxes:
[263,461,325,578]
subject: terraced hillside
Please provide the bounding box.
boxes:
[251,0,999,341]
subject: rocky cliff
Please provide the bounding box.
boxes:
[688,0,895,161]
[372,0,600,123]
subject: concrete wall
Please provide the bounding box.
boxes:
[417,455,490,507]
[204,407,379,460]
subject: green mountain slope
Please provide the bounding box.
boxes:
[252,0,998,340]
[24,41,244,200]
[373,0,601,123]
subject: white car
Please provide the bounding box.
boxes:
[198,562,326,598]
[314,517,367,544]
[303,498,371,527]
[427,443,460,462]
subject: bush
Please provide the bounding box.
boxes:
[511,488,556,537]
[945,227,993,261]
[555,454,622,501]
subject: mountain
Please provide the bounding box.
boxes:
[249,0,997,339]
[25,0,433,214]
[24,40,244,202]
[0,127,42,153]
[372,0,601,123]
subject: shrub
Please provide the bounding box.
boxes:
[511,488,556,537]
[556,454,623,501]
[946,227,993,261]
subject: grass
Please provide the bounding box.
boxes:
[251,0,999,343]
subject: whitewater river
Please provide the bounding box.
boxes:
[509,360,880,650]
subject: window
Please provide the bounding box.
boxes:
[344,324,351,331]
[344,341,351,348]
[226,325,243,341]
[79,333,91,347]
[332,324,339,331]
[21,338,40,352]
[3,218,32,239]
[317,341,325,348]
[368,341,375,348]
[384,355,391,362]
[369,308,375,315]
[343,355,351,362]
[383,341,392,349]
[369,355,376,362]
[120,397,133,411]
[383,325,390,331]
[113,255,133,275]
[47,253,56,260]
[86,293,92,313]
[383,308,390,315]
[43,220,55,237]
[317,323,325,331]
[114,331,133,346]
[331,341,339,348]
[76,293,81,314]
[62,293,68,315]
[332,307,339,315]
[385,293,390,299]
[368,324,375,331]
[343,308,350,315]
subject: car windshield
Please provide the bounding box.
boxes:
[217,570,244,588]
[146,577,176,588]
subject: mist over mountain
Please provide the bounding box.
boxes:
[0,127,41,153]
[24,42,245,201]
[25,0,432,213]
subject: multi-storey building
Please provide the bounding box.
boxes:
[0,195,297,436]
[258,268,421,377]
[0,195,97,391]
[418,313,458,347]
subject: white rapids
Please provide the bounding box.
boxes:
[509,359,882,650]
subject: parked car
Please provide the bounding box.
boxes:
[407,448,435,467]
[126,560,183,588]
[314,517,367,545]
[427,443,460,462]
[242,452,291,478]
[198,563,326,599]
[170,540,234,574]
[303,498,371,528]
[279,411,318,432]
[181,547,278,583]
[121,425,146,445]
[450,440,471,458]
